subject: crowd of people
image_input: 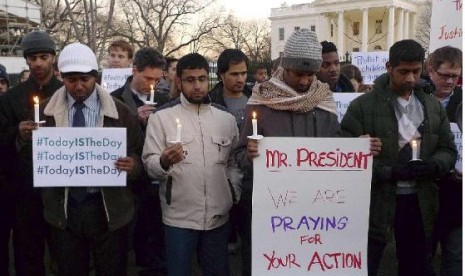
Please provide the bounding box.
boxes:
[0,28,461,276]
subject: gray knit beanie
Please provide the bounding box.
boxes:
[21,31,56,58]
[281,29,322,72]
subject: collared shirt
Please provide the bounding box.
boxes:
[66,89,101,193]
[438,91,454,109]
[67,89,101,127]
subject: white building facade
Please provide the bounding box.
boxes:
[270,0,427,60]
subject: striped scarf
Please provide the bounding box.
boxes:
[248,67,337,115]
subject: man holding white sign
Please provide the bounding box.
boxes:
[235,29,381,276]
[32,43,143,275]
[341,39,457,276]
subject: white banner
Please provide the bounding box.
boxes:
[101,68,132,92]
[429,0,463,51]
[334,93,363,122]
[252,137,372,275]
[351,51,388,84]
[33,127,127,187]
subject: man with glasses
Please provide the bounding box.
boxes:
[341,40,457,276]
[142,53,241,276]
[0,31,63,276]
[426,45,462,276]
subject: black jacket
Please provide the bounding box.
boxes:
[0,75,63,193]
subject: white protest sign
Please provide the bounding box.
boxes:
[351,52,388,84]
[101,68,132,92]
[334,93,363,122]
[252,137,372,275]
[450,123,462,173]
[33,127,127,187]
[429,0,462,51]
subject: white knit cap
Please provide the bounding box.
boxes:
[58,43,98,73]
[281,29,322,72]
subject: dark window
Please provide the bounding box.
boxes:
[279,28,285,40]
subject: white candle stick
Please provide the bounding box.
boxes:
[33,96,40,123]
[252,111,258,137]
[411,140,418,160]
[176,118,182,142]
[149,84,155,103]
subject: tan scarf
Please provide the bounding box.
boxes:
[248,67,337,115]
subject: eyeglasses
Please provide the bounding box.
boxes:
[435,70,461,81]
[181,76,208,84]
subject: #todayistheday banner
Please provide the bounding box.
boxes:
[33,127,127,187]
[252,137,372,276]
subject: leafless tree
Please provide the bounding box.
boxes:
[32,0,116,63]
[113,0,223,56]
[413,0,432,51]
[203,15,271,63]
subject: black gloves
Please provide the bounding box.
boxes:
[391,160,439,181]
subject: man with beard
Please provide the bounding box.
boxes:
[0,31,62,276]
[234,29,381,276]
[316,41,355,92]
[341,40,457,276]
[142,53,241,276]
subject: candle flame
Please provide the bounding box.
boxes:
[176,118,180,125]
[150,84,154,91]
[412,140,417,147]
[252,111,256,119]
[33,96,39,104]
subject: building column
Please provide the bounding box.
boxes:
[397,8,404,40]
[404,11,410,39]
[410,13,417,39]
[338,11,345,56]
[387,6,395,49]
[362,8,369,52]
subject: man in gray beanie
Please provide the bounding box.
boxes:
[0,30,62,276]
[234,28,382,275]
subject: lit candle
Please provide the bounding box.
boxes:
[411,140,418,160]
[149,84,154,103]
[252,111,258,137]
[33,96,40,123]
[176,118,182,142]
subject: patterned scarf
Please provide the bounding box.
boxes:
[248,67,337,115]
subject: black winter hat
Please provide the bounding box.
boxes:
[21,31,56,58]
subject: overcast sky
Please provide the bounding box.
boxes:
[219,0,313,19]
